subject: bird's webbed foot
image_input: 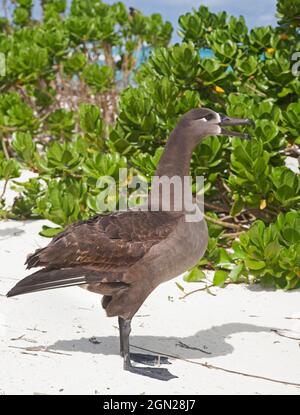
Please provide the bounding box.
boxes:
[124,361,178,381]
[129,352,171,367]
[119,316,177,381]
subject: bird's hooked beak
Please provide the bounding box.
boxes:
[218,114,255,139]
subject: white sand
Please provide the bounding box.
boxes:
[0,174,300,395]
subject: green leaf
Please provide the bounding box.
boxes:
[230,194,244,216]
[176,282,185,292]
[282,228,300,244]
[264,241,282,262]
[184,267,206,282]
[229,263,244,282]
[213,270,229,287]
[0,158,20,180]
[39,225,64,238]
[245,259,266,270]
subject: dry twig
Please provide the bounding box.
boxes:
[131,344,300,389]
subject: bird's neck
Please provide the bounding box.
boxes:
[154,125,194,179]
[150,125,199,212]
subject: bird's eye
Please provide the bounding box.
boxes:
[205,114,214,121]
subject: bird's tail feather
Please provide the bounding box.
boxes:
[6,267,114,297]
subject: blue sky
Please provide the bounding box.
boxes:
[26,1,277,43]
[106,0,278,41]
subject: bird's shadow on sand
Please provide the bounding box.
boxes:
[0,226,25,239]
[48,322,272,360]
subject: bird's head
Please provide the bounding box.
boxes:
[178,107,254,146]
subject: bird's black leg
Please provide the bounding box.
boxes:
[118,317,177,381]
[118,316,124,357]
[118,317,170,365]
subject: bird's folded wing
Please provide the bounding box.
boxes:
[26,210,181,272]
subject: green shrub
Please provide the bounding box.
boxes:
[0,0,299,290]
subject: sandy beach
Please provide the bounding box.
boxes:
[0,174,300,395]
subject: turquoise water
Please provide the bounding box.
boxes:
[135,46,214,66]
[100,45,214,68]
[199,48,214,58]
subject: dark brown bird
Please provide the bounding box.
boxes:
[7,108,252,380]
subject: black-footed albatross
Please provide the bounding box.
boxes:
[7,108,252,381]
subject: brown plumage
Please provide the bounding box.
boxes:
[26,211,179,271]
[7,108,252,380]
